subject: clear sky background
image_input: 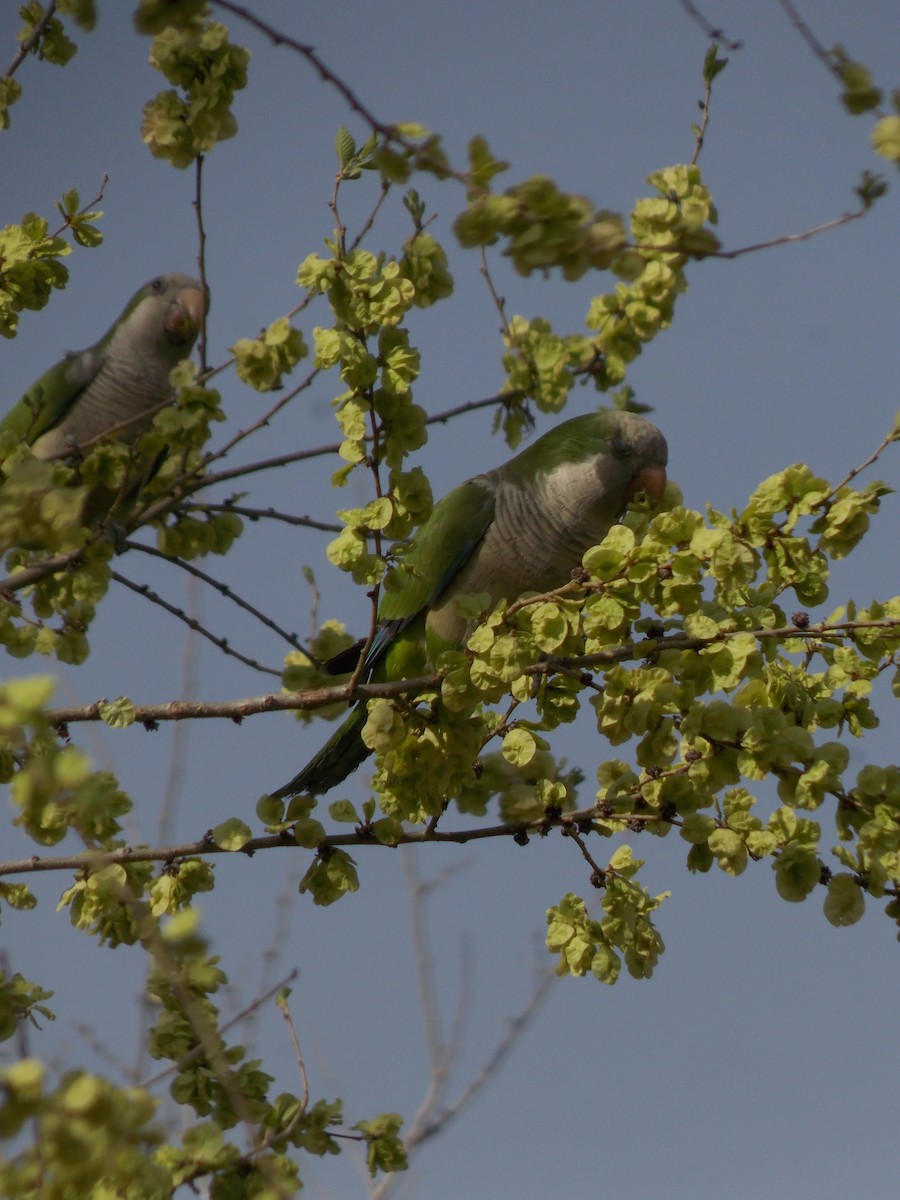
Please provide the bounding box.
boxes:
[2,2,899,1197]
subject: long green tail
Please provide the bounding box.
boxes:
[269,703,370,799]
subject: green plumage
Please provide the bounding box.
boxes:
[272,407,668,799]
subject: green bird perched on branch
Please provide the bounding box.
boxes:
[0,273,206,533]
[272,408,668,800]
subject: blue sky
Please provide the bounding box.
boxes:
[2,3,899,1197]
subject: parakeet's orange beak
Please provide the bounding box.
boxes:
[625,462,667,504]
[165,286,206,343]
[639,463,667,502]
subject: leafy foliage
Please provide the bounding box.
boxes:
[0,5,897,1197]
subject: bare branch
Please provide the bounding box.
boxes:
[193,153,209,373]
[183,502,342,533]
[0,544,95,596]
[676,0,743,51]
[110,569,283,677]
[124,540,310,654]
[775,0,846,86]
[691,73,714,166]
[412,964,555,1147]
[209,1,469,184]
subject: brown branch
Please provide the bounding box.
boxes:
[561,824,609,886]
[0,794,647,880]
[2,717,895,880]
[775,0,845,85]
[39,617,900,729]
[708,206,869,258]
[369,856,554,1197]
[634,205,869,264]
[3,0,58,78]
[827,427,898,496]
[0,544,95,596]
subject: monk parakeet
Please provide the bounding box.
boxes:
[272,407,668,799]
[2,273,206,460]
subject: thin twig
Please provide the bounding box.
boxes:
[124,539,309,654]
[419,966,555,1142]
[184,501,342,533]
[775,0,843,83]
[277,990,310,1114]
[141,969,299,1090]
[3,0,58,78]
[676,0,743,50]
[193,154,209,373]
[209,1,469,184]
[691,74,714,166]
[110,569,283,677]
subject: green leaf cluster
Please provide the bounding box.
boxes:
[141,18,250,168]
[54,186,102,248]
[0,78,23,131]
[280,618,360,723]
[134,0,207,35]
[0,971,53,1043]
[0,903,394,1197]
[831,45,883,114]
[299,230,452,585]
[0,1060,169,1200]
[231,317,308,391]
[546,851,668,985]
[0,214,72,338]
[15,1,95,70]
[354,1111,408,1176]
[584,164,719,389]
[462,164,720,427]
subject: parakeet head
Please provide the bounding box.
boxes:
[121,273,207,359]
[601,408,668,504]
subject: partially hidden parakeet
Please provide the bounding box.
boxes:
[272,407,668,799]
[2,272,206,461]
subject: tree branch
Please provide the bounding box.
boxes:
[183,501,342,533]
[3,0,58,79]
[123,540,310,654]
[676,0,743,51]
[40,618,900,728]
[209,1,469,183]
[110,569,283,677]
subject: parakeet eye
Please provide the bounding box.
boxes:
[150,278,163,292]
[610,434,630,458]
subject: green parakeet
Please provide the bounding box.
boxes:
[1,273,206,517]
[272,407,668,799]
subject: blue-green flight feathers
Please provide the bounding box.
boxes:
[272,408,668,799]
